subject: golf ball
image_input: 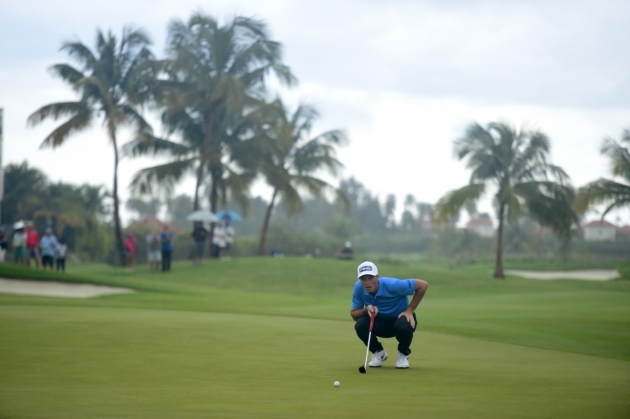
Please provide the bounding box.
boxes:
[334,381,340,387]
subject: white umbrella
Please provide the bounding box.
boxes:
[186,209,219,223]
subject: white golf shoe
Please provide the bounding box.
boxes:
[396,352,410,369]
[368,350,388,367]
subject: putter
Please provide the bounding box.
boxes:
[358,311,376,374]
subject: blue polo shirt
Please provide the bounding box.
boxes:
[160,232,174,251]
[351,277,416,319]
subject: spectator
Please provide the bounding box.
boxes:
[0,227,7,263]
[223,221,235,260]
[212,223,226,259]
[12,222,26,266]
[337,241,354,260]
[39,227,58,271]
[124,231,138,273]
[191,222,208,266]
[146,229,161,273]
[56,238,67,272]
[160,225,174,272]
[25,221,40,268]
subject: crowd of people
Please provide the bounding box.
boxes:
[123,225,174,274]
[0,217,360,273]
[0,217,356,272]
[122,221,235,273]
[2,221,68,271]
[188,220,235,263]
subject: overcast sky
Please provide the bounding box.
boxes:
[1,0,629,224]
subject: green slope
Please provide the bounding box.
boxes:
[0,258,629,418]
[0,305,628,419]
[1,258,628,359]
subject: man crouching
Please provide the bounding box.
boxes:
[351,261,429,369]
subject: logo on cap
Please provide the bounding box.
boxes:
[359,266,373,273]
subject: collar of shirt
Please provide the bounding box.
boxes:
[364,278,384,298]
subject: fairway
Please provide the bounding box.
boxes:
[1,258,629,418]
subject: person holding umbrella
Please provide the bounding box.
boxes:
[223,221,235,260]
[216,211,241,260]
[191,221,208,266]
[212,222,226,259]
[185,210,217,262]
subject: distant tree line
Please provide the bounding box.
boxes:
[3,160,629,265]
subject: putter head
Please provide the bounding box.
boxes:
[358,366,366,374]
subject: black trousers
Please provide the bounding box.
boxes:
[162,250,172,272]
[56,258,66,272]
[355,313,417,356]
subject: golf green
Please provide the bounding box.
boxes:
[0,258,629,418]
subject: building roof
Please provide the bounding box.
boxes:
[616,225,630,235]
[582,220,617,229]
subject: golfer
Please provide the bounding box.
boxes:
[351,261,428,369]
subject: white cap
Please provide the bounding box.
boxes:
[357,261,378,278]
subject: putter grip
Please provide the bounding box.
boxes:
[369,311,375,331]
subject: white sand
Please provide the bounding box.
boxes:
[0,278,135,298]
[505,269,620,281]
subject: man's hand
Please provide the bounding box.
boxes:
[398,310,415,328]
[366,305,379,317]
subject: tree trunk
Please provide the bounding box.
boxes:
[493,203,505,279]
[258,189,278,256]
[193,112,216,211]
[208,169,219,258]
[192,158,205,211]
[111,135,126,266]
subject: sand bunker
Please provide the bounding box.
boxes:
[505,269,620,281]
[0,278,135,298]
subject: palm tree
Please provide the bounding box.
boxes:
[434,122,577,278]
[128,13,296,213]
[27,26,157,265]
[125,101,269,215]
[257,102,347,255]
[33,183,87,235]
[1,162,48,224]
[575,128,630,217]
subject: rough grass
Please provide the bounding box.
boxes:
[0,258,629,418]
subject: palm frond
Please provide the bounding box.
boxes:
[292,142,343,176]
[27,101,87,126]
[434,183,486,224]
[515,181,577,239]
[74,76,113,108]
[575,178,630,213]
[504,186,524,222]
[129,159,196,195]
[60,40,98,71]
[601,137,630,182]
[37,107,93,148]
[48,64,85,86]
[122,135,192,158]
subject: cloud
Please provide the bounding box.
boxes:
[279,0,630,108]
[1,0,629,224]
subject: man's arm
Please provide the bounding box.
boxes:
[350,305,378,321]
[350,283,377,321]
[398,279,429,327]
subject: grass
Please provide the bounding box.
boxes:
[0,258,629,418]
